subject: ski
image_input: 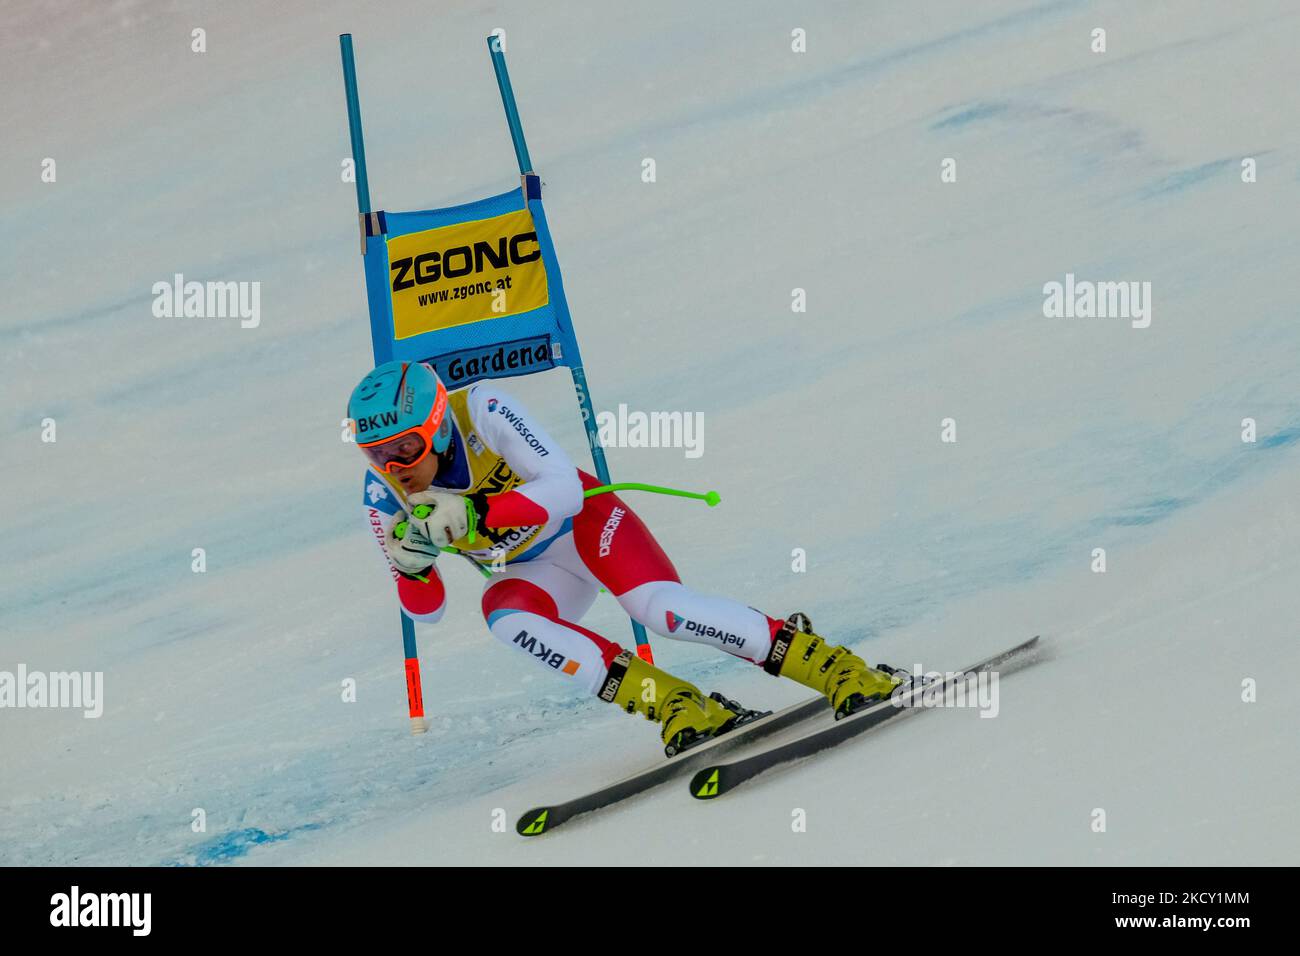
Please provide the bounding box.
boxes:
[515,692,829,836]
[688,635,1041,800]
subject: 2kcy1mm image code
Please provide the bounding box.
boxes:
[1113,892,1251,905]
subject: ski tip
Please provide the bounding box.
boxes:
[516,807,552,836]
[689,767,724,800]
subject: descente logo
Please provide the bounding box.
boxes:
[598,507,626,557]
[50,886,151,936]
[390,232,540,291]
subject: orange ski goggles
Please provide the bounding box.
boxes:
[356,380,451,473]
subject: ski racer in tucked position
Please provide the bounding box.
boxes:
[349,359,904,754]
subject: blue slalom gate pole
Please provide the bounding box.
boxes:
[487,35,534,174]
[340,34,428,732]
[339,34,372,216]
[486,36,654,663]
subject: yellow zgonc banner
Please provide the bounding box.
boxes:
[387,209,550,340]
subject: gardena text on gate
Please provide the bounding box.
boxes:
[387,208,549,339]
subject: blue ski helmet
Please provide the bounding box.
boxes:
[348,360,453,472]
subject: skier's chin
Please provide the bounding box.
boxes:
[398,474,430,494]
[397,469,436,494]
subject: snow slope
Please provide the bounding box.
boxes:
[1,0,1297,865]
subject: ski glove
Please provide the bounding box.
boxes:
[384,510,442,577]
[403,490,486,551]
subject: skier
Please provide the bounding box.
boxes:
[348,359,903,754]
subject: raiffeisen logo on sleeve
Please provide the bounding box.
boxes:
[50,886,151,936]
[387,208,549,339]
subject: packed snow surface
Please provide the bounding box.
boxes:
[2,0,1297,864]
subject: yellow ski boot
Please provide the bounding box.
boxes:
[764,612,903,718]
[598,650,762,756]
